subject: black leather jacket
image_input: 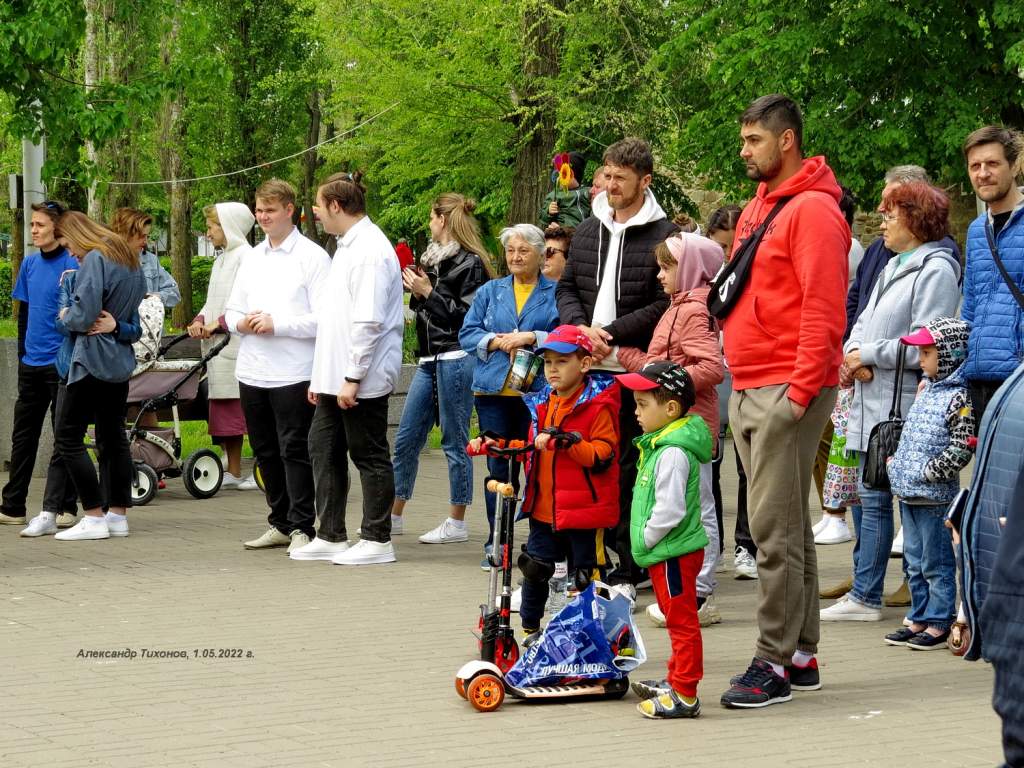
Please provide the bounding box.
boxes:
[410,248,489,358]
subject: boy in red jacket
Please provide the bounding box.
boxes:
[470,325,620,641]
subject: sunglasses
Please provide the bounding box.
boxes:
[41,200,65,215]
[544,246,566,257]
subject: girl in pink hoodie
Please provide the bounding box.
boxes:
[620,233,725,626]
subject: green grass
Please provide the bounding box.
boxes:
[0,318,16,338]
[171,420,254,461]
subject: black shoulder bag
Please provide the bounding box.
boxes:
[985,223,1024,311]
[707,196,792,320]
[862,342,907,491]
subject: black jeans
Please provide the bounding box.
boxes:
[54,375,132,511]
[308,394,394,543]
[732,441,755,556]
[1,363,77,517]
[969,379,1004,437]
[240,381,316,538]
[610,386,645,585]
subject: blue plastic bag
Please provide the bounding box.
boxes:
[504,583,641,688]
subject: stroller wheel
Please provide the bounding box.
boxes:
[183,449,224,499]
[253,463,266,492]
[132,464,159,506]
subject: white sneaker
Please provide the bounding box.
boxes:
[287,531,311,553]
[418,518,468,544]
[289,537,350,561]
[815,516,853,545]
[697,595,722,627]
[104,513,130,537]
[733,546,758,580]
[21,513,58,538]
[390,515,403,536]
[243,528,290,549]
[237,475,260,491]
[55,516,110,541]
[56,513,76,528]
[332,539,396,565]
[0,512,26,525]
[220,472,244,489]
[812,514,830,536]
[891,527,904,558]
[646,602,666,627]
[820,595,882,622]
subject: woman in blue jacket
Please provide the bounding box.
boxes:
[51,211,146,542]
[459,223,559,564]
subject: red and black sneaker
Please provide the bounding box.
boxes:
[720,657,792,709]
[787,657,821,691]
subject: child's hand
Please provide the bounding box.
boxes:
[467,437,483,453]
[535,432,552,452]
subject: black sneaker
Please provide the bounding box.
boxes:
[787,658,821,691]
[907,630,950,651]
[884,627,918,647]
[631,678,671,699]
[720,658,792,709]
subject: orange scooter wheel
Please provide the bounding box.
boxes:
[455,676,467,699]
[467,674,505,712]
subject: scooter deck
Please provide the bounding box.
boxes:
[506,676,629,701]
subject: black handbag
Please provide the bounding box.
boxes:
[862,343,907,491]
[985,223,1024,311]
[707,196,791,320]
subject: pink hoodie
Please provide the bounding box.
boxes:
[619,234,725,446]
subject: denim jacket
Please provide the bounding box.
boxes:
[56,268,141,380]
[62,250,146,383]
[459,275,560,394]
[140,250,181,308]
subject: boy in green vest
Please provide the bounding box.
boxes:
[615,361,712,719]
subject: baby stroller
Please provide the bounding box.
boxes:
[127,331,231,505]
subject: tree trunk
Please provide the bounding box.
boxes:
[506,0,564,229]
[83,0,102,219]
[159,0,192,327]
[300,88,322,242]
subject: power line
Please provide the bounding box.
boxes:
[60,101,401,188]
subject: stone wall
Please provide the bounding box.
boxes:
[0,337,417,477]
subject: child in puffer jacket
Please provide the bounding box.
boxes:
[886,317,974,651]
[619,233,724,627]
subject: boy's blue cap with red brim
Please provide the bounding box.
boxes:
[536,324,594,355]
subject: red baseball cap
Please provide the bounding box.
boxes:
[901,326,936,346]
[537,324,594,354]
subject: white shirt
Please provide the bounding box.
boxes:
[310,216,404,398]
[224,227,331,388]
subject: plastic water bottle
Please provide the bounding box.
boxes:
[546,561,569,616]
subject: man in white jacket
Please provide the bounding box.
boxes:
[288,171,404,566]
[225,179,330,553]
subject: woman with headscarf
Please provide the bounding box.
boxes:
[619,233,726,626]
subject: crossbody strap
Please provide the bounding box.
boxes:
[985,222,1024,311]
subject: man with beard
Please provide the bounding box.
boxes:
[716,95,849,709]
[961,126,1024,430]
[556,137,677,588]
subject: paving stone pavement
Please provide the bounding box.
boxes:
[0,444,1002,767]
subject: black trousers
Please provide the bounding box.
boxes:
[969,379,1004,437]
[308,394,394,543]
[609,386,644,585]
[1,363,77,517]
[240,381,316,538]
[732,441,755,556]
[54,376,132,511]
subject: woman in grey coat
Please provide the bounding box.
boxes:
[821,182,961,622]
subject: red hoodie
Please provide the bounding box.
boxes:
[722,156,849,407]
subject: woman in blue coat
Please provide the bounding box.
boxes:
[459,223,559,564]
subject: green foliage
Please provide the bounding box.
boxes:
[0,260,10,318]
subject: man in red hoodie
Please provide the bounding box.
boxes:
[718,95,849,710]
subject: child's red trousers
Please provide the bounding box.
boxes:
[649,550,704,697]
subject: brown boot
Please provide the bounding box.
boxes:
[819,576,853,599]
[884,580,911,607]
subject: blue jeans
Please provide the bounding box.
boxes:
[392,357,474,505]
[850,452,895,609]
[474,394,531,549]
[900,501,956,630]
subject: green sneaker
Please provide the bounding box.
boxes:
[637,690,700,719]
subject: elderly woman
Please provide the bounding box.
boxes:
[820,181,962,623]
[460,223,560,566]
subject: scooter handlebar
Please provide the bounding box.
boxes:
[486,480,515,497]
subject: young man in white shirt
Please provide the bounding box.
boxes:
[288,172,404,566]
[224,179,330,553]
